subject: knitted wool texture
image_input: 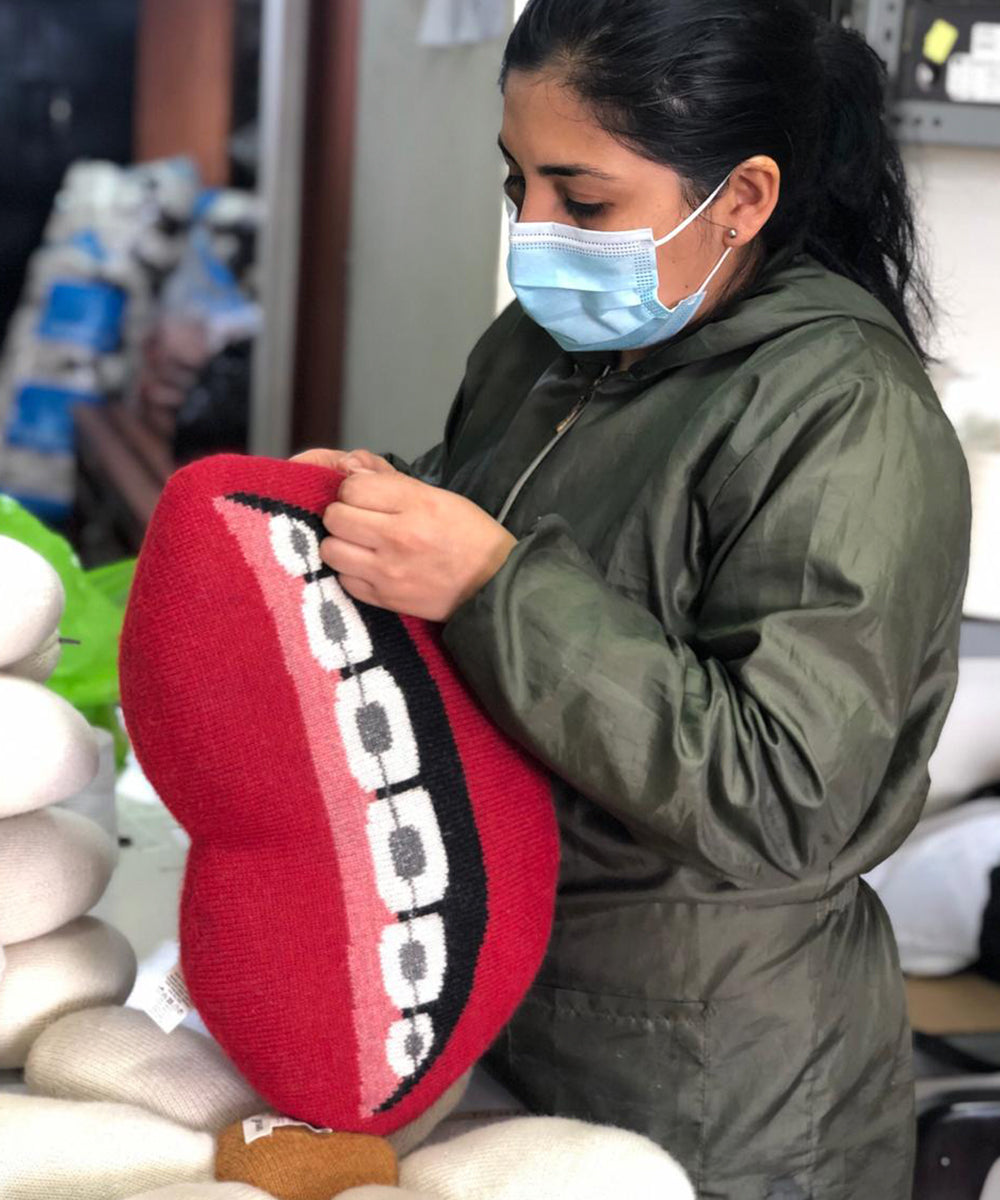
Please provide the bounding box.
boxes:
[0,1094,214,1200]
[127,1187,275,1200]
[215,1122,397,1198]
[119,454,559,1136]
[0,807,117,944]
[26,1005,268,1133]
[339,1191,435,1200]
[0,916,134,1070]
[399,1117,697,1200]
[0,918,136,1069]
[0,534,64,669]
[0,675,99,817]
[26,1005,472,1153]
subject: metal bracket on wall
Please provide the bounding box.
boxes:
[855,0,907,78]
[852,0,1000,147]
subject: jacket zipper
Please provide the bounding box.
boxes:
[496,364,611,527]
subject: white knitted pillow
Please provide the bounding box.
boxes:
[25,1005,267,1133]
[340,1190,435,1200]
[400,1116,695,1200]
[340,1191,436,1200]
[0,676,99,818]
[125,1187,275,1200]
[0,917,136,1069]
[0,1094,213,1200]
[0,807,116,944]
[0,535,64,670]
[26,1004,471,1154]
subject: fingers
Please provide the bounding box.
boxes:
[319,535,378,580]
[337,470,417,515]
[336,573,384,609]
[321,500,391,550]
[342,449,396,474]
[289,447,352,471]
[289,447,396,475]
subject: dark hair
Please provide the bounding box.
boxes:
[502,0,934,363]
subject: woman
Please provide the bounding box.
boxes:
[295,1,972,1195]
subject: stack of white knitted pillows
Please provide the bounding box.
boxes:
[0,534,136,1070]
[0,534,695,1200]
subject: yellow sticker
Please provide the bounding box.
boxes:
[924,18,961,65]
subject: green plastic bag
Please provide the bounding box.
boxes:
[0,494,135,767]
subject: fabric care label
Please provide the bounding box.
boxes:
[242,1114,334,1145]
[140,962,194,1033]
[946,53,1000,104]
[971,23,1000,63]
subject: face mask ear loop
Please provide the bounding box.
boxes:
[652,171,735,248]
[698,244,734,292]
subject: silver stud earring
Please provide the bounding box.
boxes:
[727,228,738,240]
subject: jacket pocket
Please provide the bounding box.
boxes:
[488,982,707,1186]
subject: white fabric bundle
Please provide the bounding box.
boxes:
[865,798,1000,975]
[25,1005,267,1133]
[0,917,136,1068]
[0,1094,214,1200]
[0,534,65,670]
[925,658,1000,817]
[0,806,116,944]
[398,1117,695,1200]
[0,675,99,818]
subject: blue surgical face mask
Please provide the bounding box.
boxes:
[505,174,733,354]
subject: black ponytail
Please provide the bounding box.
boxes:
[502,0,934,363]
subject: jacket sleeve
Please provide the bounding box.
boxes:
[440,378,971,887]
[381,444,445,485]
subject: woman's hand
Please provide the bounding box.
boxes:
[290,447,396,474]
[319,469,517,622]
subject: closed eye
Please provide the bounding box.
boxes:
[564,197,606,219]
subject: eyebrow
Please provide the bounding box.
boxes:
[497,135,617,182]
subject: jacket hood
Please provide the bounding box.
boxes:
[568,253,918,383]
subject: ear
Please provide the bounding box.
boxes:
[718,156,781,245]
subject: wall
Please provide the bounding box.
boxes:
[903,144,1000,418]
[339,0,511,461]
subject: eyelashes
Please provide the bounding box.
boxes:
[502,174,608,221]
[563,197,607,219]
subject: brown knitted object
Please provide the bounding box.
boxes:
[214,1120,397,1199]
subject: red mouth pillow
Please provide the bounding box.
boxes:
[119,454,558,1136]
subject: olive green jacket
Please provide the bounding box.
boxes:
[385,256,972,1200]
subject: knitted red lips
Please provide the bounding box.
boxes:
[119,454,558,1135]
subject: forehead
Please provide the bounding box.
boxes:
[500,69,641,174]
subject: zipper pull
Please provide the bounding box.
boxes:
[555,398,586,435]
[554,364,611,434]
